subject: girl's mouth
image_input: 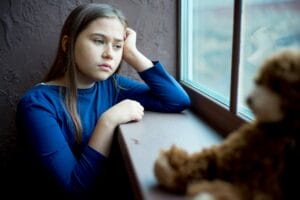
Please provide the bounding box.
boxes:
[98,64,112,71]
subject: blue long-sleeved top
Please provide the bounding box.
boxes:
[16,61,190,198]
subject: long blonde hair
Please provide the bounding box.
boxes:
[43,3,128,144]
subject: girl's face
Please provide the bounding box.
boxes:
[74,17,125,88]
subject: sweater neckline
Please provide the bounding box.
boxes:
[38,82,97,94]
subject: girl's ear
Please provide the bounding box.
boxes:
[62,35,69,52]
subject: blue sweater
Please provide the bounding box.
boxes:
[16,61,190,198]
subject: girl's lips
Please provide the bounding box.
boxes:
[98,64,112,71]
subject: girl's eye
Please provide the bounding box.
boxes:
[113,44,123,49]
[93,39,104,45]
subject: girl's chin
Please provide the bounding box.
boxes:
[94,72,114,81]
[77,71,115,85]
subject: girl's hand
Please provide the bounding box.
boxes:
[123,28,153,72]
[101,99,144,127]
[123,28,138,63]
[89,99,144,156]
[124,28,137,58]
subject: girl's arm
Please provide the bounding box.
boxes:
[122,28,153,72]
[88,99,144,156]
[116,63,190,113]
[16,95,106,196]
[119,28,191,112]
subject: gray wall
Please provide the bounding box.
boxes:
[0,0,177,186]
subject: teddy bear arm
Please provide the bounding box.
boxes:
[154,137,246,193]
[154,145,191,192]
[186,147,220,179]
[154,145,215,193]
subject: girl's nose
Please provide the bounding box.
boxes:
[102,45,113,59]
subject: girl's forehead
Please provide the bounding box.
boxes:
[85,17,125,35]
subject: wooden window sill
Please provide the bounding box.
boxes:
[117,109,223,200]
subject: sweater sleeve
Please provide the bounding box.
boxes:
[16,93,107,197]
[116,61,190,112]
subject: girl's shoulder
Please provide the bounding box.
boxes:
[18,83,62,108]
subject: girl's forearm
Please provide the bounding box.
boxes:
[124,49,153,72]
[88,115,116,157]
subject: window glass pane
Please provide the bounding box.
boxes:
[181,0,234,107]
[238,0,300,118]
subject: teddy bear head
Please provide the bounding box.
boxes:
[246,49,300,123]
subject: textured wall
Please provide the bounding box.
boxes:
[0,0,177,188]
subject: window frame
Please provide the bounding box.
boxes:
[177,0,245,135]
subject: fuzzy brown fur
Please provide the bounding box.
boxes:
[154,49,300,200]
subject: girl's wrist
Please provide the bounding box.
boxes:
[99,111,118,129]
[88,113,117,156]
[124,49,153,72]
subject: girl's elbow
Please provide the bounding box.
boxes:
[179,93,191,109]
[168,95,191,112]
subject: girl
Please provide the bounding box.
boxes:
[16,3,190,199]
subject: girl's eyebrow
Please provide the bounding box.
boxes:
[90,33,124,42]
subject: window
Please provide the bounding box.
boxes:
[180,0,300,134]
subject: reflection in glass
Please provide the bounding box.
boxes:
[238,0,300,118]
[181,0,234,106]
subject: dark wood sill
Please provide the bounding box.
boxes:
[117,109,223,200]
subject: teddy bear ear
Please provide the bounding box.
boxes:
[255,49,300,88]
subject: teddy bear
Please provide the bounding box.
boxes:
[154,49,300,200]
